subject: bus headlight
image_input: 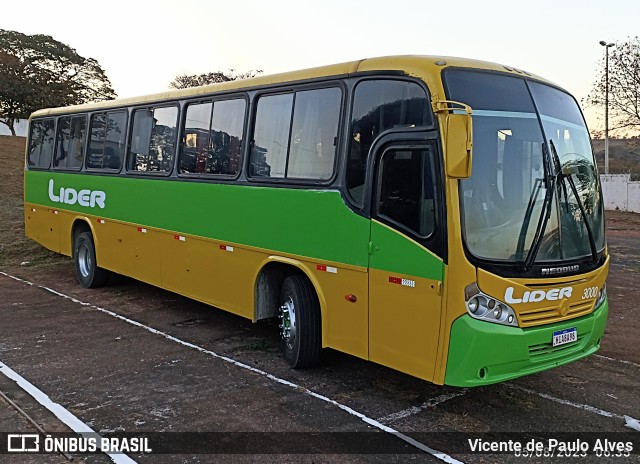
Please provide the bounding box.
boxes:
[595,283,607,308]
[464,283,519,327]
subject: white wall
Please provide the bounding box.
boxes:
[629,182,640,213]
[600,174,640,213]
[0,119,28,137]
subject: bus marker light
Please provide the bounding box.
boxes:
[345,294,357,303]
[137,228,147,233]
[389,276,415,287]
[220,245,234,252]
[174,235,185,241]
[31,208,36,212]
[53,210,58,215]
[97,219,105,224]
[317,265,337,274]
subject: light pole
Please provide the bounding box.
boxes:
[599,40,615,174]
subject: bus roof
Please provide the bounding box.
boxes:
[30,55,551,118]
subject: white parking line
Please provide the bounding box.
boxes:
[0,272,464,464]
[595,354,640,370]
[377,390,469,424]
[0,360,137,464]
[507,384,640,431]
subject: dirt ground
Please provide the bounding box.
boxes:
[1,136,639,463]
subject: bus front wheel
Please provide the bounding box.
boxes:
[73,231,110,288]
[278,275,321,368]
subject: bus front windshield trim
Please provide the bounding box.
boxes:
[444,70,605,268]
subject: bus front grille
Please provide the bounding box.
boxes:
[518,300,594,327]
[528,333,587,360]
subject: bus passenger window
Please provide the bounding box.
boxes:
[377,148,436,237]
[348,80,431,204]
[287,88,340,180]
[88,111,127,170]
[179,99,245,176]
[88,113,107,168]
[28,119,55,168]
[129,106,178,173]
[105,112,127,169]
[249,88,340,181]
[250,93,293,178]
[208,99,245,176]
[54,115,86,170]
[180,102,212,174]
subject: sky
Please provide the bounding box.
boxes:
[3,0,639,132]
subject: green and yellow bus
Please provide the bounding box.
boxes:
[24,55,609,386]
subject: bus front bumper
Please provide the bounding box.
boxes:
[444,300,608,387]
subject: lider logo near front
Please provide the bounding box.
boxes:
[48,179,106,209]
[504,286,573,304]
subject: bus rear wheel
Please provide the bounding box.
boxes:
[73,231,110,288]
[278,275,321,368]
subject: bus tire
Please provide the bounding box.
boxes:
[73,231,110,288]
[279,275,321,369]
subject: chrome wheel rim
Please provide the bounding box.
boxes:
[279,296,297,350]
[77,243,91,279]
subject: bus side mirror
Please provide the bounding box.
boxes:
[445,112,473,179]
[433,100,473,179]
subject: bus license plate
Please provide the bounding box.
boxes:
[552,327,577,347]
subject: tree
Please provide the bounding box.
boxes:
[587,37,640,137]
[169,69,263,89]
[0,29,116,136]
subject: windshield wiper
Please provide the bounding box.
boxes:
[520,142,556,270]
[548,140,598,263]
[516,137,553,265]
[515,177,543,262]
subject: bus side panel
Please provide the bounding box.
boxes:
[368,221,445,381]
[24,170,372,355]
[24,203,60,253]
[125,225,162,288]
[161,234,253,319]
[313,266,368,360]
[162,233,211,307]
[91,218,125,274]
[97,220,162,288]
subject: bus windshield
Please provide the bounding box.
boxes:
[445,70,605,265]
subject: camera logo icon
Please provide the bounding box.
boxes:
[7,434,40,452]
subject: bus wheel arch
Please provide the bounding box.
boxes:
[254,259,325,368]
[71,219,92,250]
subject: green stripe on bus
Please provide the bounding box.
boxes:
[370,221,444,281]
[26,170,444,280]
[27,170,370,264]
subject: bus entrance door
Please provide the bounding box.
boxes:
[368,142,444,381]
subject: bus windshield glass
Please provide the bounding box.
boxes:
[445,70,605,264]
